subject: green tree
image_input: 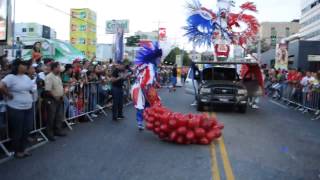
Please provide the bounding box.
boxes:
[163,47,180,65]
[182,52,192,66]
[126,35,140,47]
[163,47,192,66]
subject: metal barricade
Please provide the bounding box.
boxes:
[63,82,108,130]
[0,79,132,162]
[0,100,49,162]
[0,112,12,160]
[278,82,320,120]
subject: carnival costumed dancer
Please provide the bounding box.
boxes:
[184,0,259,60]
[131,42,162,131]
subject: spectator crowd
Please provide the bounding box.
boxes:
[264,68,320,116]
[0,45,135,159]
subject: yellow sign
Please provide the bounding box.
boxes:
[70,8,97,59]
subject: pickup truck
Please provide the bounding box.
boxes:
[185,64,251,113]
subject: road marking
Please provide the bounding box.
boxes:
[219,137,235,180]
[269,100,289,109]
[209,112,235,180]
[210,143,221,180]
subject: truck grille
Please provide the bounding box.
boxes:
[213,88,236,95]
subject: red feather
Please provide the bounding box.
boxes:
[240,2,258,12]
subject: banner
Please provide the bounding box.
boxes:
[115,28,124,63]
[106,20,129,34]
[0,0,8,41]
[275,43,288,70]
[158,28,166,41]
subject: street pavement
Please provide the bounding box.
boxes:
[0,88,320,180]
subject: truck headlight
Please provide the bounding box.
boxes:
[237,89,247,95]
[200,88,211,94]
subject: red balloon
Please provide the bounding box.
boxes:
[178,118,188,127]
[200,137,210,145]
[186,131,195,140]
[188,119,196,129]
[206,131,216,142]
[154,121,161,127]
[214,130,222,138]
[154,127,161,134]
[202,121,212,131]
[176,136,185,144]
[160,124,169,133]
[177,127,188,135]
[193,117,201,128]
[162,114,169,124]
[168,119,178,129]
[158,132,167,140]
[218,123,225,130]
[195,128,206,138]
[148,116,155,123]
[170,131,178,141]
[146,123,154,130]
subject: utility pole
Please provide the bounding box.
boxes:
[257,35,261,61]
[11,0,16,57]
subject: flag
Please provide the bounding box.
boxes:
[158,28,166,41]
[115,28,124,63]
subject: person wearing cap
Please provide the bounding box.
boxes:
[44,62,67,141]
[0,59,34,158]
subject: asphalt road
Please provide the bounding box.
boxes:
[0,88,320,180]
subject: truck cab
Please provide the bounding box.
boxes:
[185,61,261,113]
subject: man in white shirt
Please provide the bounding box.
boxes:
[300,71,315,111]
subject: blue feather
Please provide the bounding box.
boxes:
[135,42,163,65]
[184,13,216,47]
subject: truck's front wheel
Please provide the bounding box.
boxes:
[238,105,247,114]
[197,101,204,112]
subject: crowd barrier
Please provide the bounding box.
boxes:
[0,80,132,162]
[266,82,320,120]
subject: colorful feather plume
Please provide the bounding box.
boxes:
[135,42,163,65]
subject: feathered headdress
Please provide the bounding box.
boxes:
[135,42,163,65]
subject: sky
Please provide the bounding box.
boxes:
[15,0,301,49]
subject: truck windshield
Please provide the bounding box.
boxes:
[202,67,236,81]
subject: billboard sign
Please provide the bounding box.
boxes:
[106,20,129,34]
[275,43,288,70]
[0,0,8,42]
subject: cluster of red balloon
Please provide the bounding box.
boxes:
[143,105,224,145]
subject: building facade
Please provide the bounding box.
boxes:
[260,21,300,46]
[300,0,320,40]
[70,8,97,59]
[15,23,57,40]
[261,40,320,71]
[135,31,158,42]
[96,44,113,61]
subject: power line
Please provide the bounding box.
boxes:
[35,0,108,37]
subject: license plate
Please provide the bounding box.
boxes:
[219,98,229,102]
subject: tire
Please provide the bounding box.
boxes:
[238,105,247,114]
[197,102,204,112]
